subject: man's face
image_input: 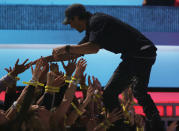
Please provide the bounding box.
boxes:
[68,16,85,33]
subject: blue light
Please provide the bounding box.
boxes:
[0,46,178,87]
[0,0,143,6]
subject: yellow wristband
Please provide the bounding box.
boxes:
[45,89,59,93]
[65,80,71,83]
[22,81,44,87]
[71,77,80,84]
[121,103,130,122]
[65,76,80,85]
[45,85,60,93]
[105,119,114,127]
[64,74,71,80]
[99,122,108,129]
[71,102,83,116]
[80,85,88,90]
[95,93,102,99]
[69,80,78,85]
[124,120,130,125]
[102,107,106,112]
[136,127,144,131]
[8,73,20,81]
[45,85,59,90]
[16,103,21,112]
[65,76,78,83]
[121,103,126,111]
[71,77,77,81]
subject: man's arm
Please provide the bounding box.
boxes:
[70,42,100,54]
[53,42,100,56]
[31,54,82,65]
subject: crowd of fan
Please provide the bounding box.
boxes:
[0,57,177,131]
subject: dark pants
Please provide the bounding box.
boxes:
[103,57,164,130]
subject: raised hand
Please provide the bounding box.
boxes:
[73,58,87,80]
[38,58,49,84]
[31,59,47,82]
[8,58,30,77]
[80,73,87,86]
[88,76,103,94]
[4,67,12,73]
[95,78,103,92]
[50,62,59,74]
[86,79,95,98]
[46,72,65,87]
[107,108,123,123]
[61,59,77,76]
[87,76,98,93]
[4,66,17,93]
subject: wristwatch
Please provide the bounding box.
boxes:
[65,45,70,53]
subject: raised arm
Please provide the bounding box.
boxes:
[5,59,44,120]
[52,58,87,122]
[0,58,30,93]
[65,76,96,126]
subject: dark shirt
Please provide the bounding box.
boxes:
[79,13,157,59]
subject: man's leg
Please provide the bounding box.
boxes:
[131,61,165,130]
[103,61,131,112]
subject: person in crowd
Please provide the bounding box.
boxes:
[0,59,30,94]
[0,58,45,130]
[0,59,30,110]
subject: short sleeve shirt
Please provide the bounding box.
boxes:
[79,13,157,58]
